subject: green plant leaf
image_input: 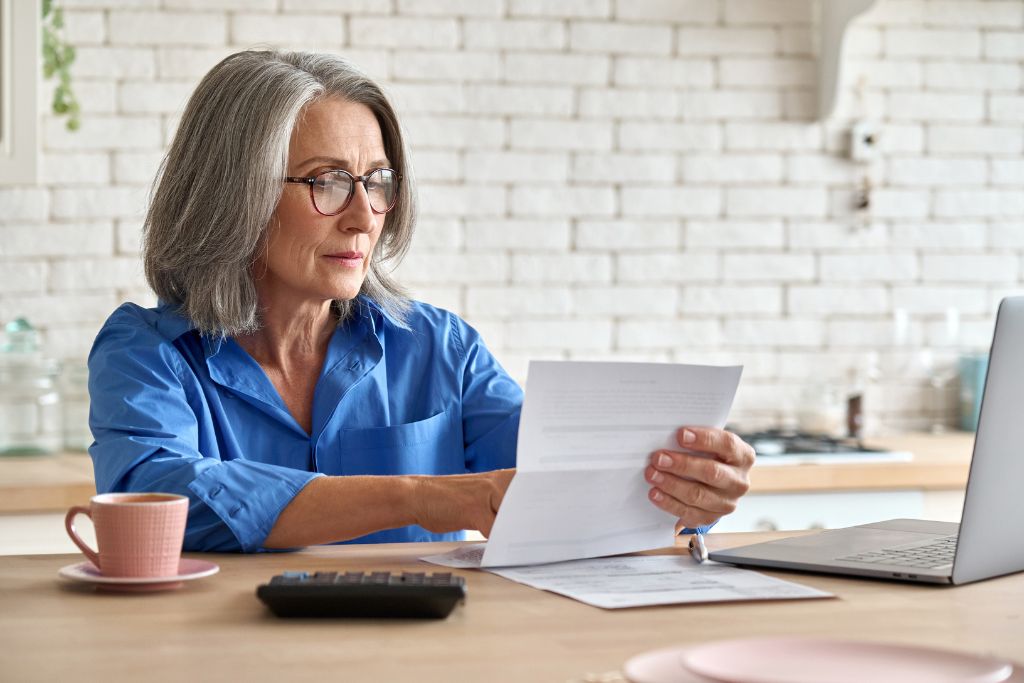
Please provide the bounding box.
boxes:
[42,1,81,134]
[52,89,68,113]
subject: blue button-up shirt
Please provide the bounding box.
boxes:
[88,297,522,552]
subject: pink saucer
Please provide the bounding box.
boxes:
[58,558,219,593]
[624,646,711,683]
[624,638,1021,683]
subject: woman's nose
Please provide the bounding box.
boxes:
[339,181,377,233]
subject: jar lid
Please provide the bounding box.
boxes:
[2,318,41,354]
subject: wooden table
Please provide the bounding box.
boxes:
[1,532,1020,682]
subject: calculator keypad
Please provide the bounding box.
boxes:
[257,570,466,619]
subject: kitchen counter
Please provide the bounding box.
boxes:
[716,431,975,533]
[0,452,95,513]
[0,432,975,515]
[749,432,974,494]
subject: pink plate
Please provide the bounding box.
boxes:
[623,639,1022,683]
[58,558,219,593]
[624,646,712,683]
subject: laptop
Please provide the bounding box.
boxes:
[709,296,1024,585]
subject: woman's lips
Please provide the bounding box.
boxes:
[324,251,364,268]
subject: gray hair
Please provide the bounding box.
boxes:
[143,50,415,336]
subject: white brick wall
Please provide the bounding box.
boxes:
[2,0,1022,434]
[464,219,571,250]
[109,11,227,46]
[617,252,719,283]
[231,13,345,47]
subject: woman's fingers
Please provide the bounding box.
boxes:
[646,451,750,497]
[648,487,722,528]
[645,427,757,528]
[645,463,739,515]
[675,426,756,469]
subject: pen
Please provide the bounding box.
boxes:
[689,533,708,564]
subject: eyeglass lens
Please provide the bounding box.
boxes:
[312,169,399,215]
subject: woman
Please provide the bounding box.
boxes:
[88,50,754,552]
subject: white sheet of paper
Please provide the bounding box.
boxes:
[419,549,833,609]
[422,543,487,569]
[480,361,743,567]
[487,555,833,609]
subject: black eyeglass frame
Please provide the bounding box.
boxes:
[284,167,402,216]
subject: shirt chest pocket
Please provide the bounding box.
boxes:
[330,409,465,476]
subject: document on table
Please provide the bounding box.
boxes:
[422,552,833,609]
[473,360,742,567]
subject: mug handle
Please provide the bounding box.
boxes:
[64,506,100,568]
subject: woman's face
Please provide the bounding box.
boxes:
[258,97,389,308]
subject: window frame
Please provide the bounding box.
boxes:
[0,0,39,184]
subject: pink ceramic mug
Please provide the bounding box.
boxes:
[64,493,189,578]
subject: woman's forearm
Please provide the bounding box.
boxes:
[262,468,516,549]
[263,475,419,549]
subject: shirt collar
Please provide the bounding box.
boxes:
[153,301,195,339]
[153,295,397,358]
[152,302,225,358]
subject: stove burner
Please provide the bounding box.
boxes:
[734,429,890,457]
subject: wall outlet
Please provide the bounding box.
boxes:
[850,120,880,162]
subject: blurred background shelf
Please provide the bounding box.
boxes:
[0,452,97,555]
[0,432,975,552]
[750,431,974,493]
[718,431,974,533]
[0,452,95,514]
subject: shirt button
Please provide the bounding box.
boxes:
[210,485,224,498]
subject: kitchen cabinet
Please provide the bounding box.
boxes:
[0,453,95,555]
[715,432,973,533]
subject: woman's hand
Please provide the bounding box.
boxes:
[644,427,755,531]
[411,469,516,537]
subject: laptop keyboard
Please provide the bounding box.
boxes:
[838,535,958,569]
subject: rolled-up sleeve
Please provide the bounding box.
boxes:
[451,314,522,473]
[88,319,322,552]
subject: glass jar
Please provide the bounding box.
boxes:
[59,359,91,451]
[797,383,845,438]
[0,319,62,455]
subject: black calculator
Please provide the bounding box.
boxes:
[256,570,466,619]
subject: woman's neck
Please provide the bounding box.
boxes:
[237,295,336,372]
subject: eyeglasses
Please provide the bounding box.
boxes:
[284,167,401,216]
